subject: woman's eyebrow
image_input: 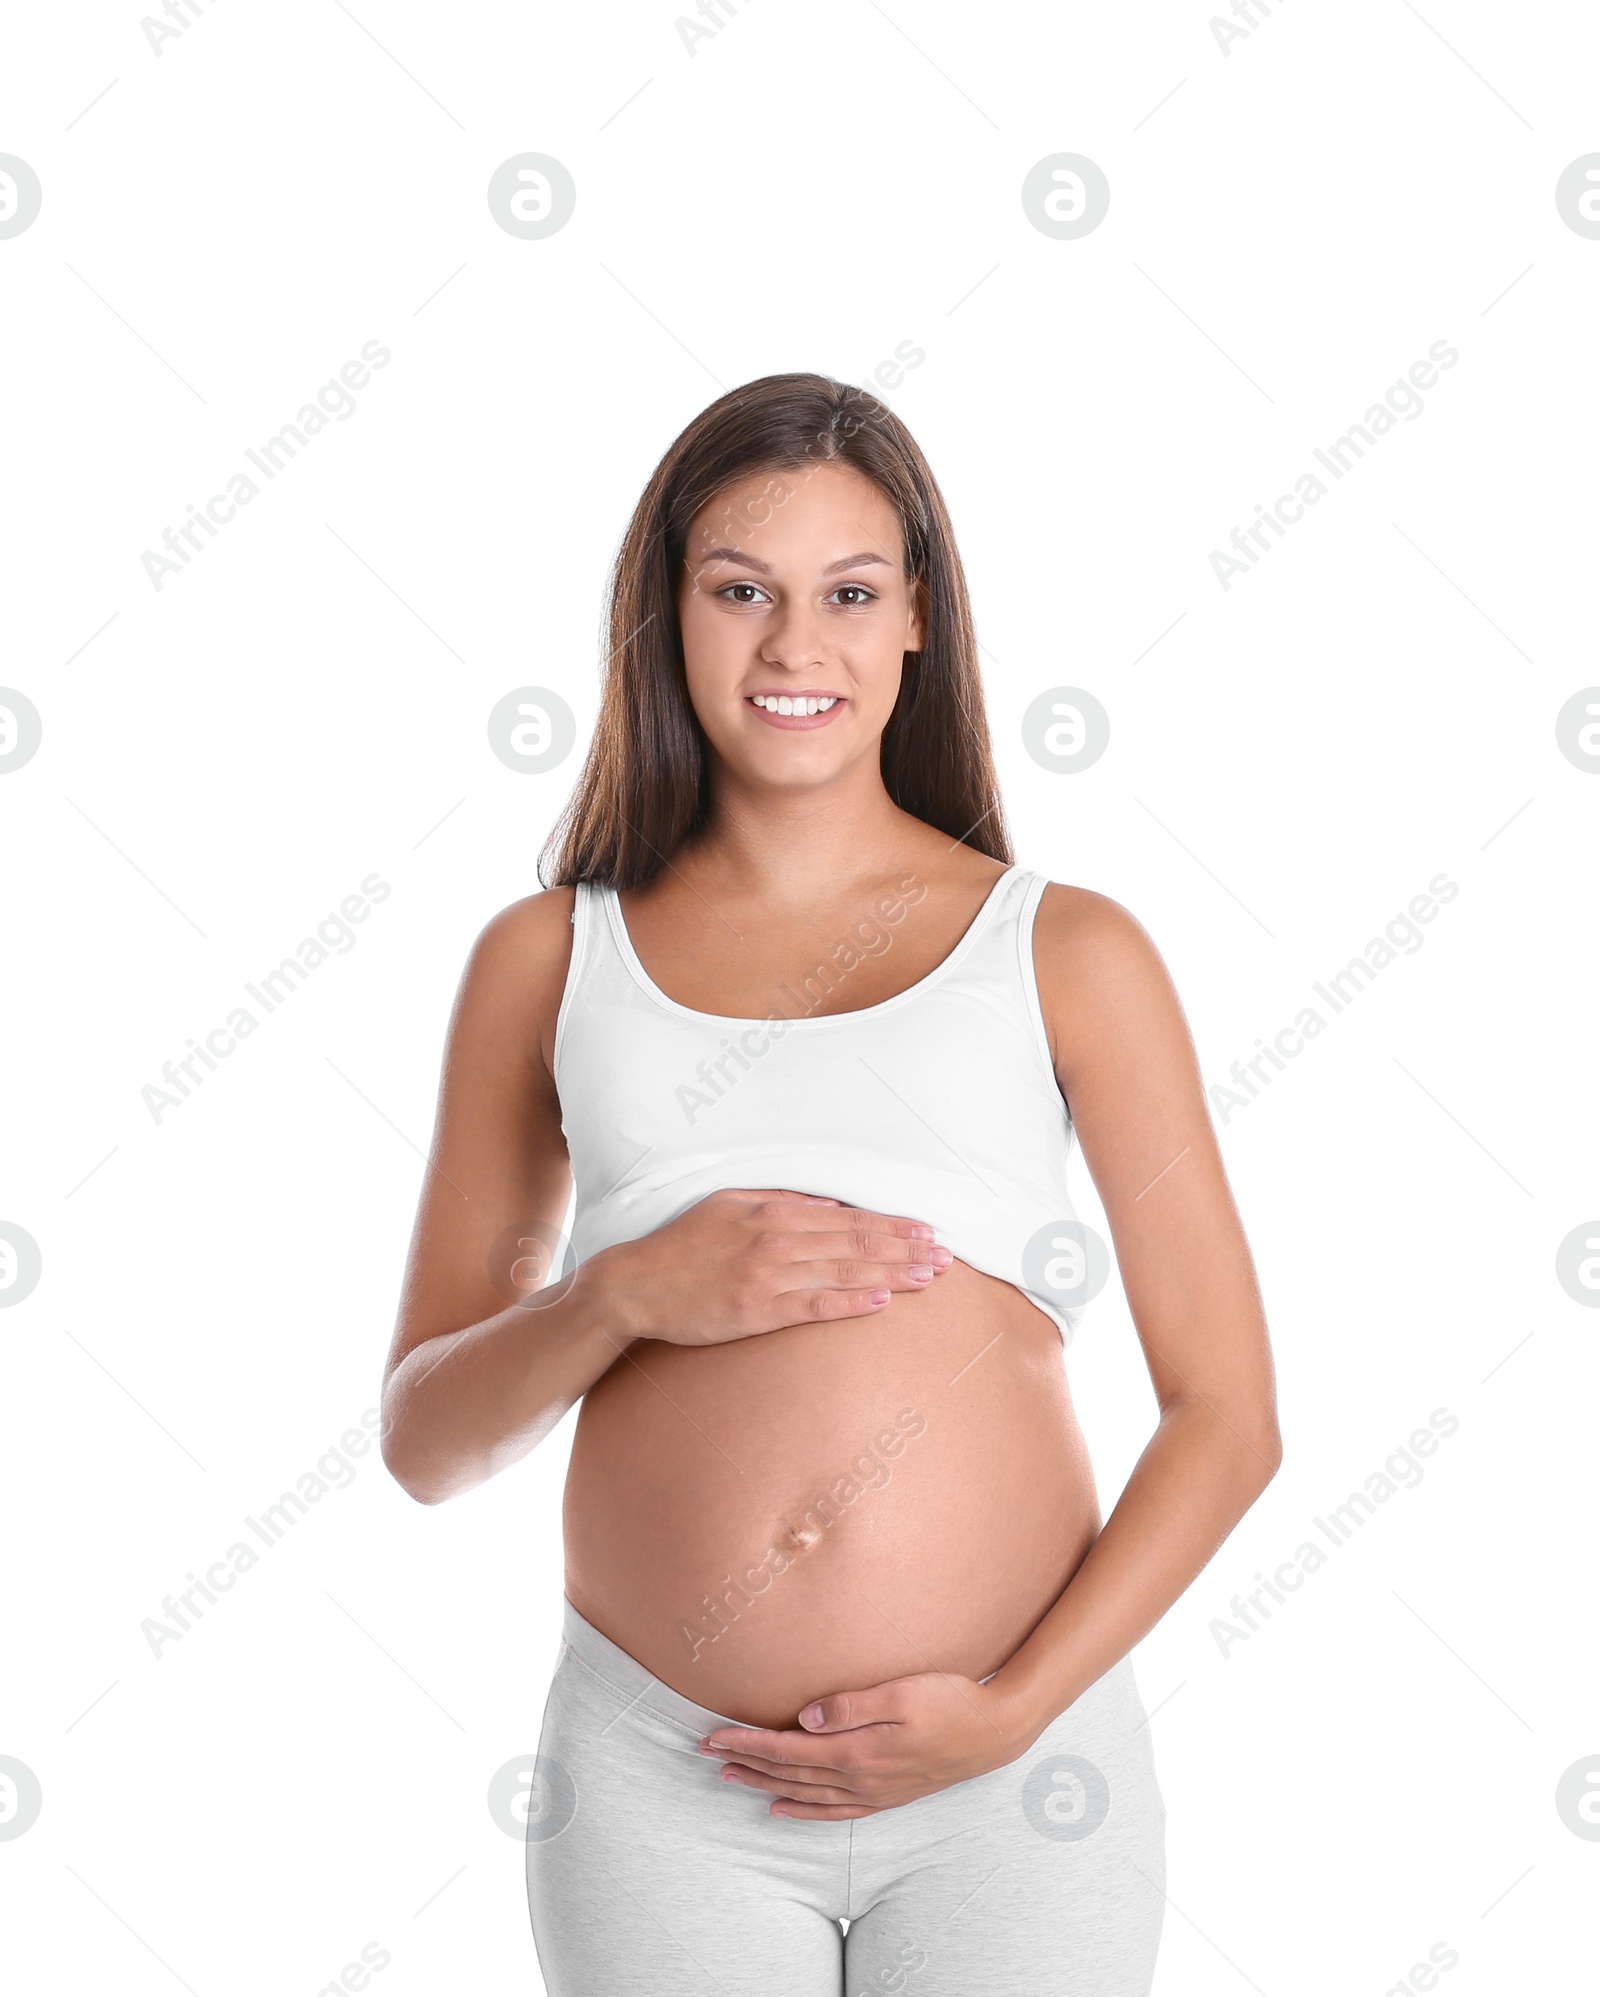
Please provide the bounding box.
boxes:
[694,546,896,576]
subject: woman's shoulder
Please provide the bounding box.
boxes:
[454,884,582,1035]
[1030,878,1175,1007]
[473,881,580,955]
[1032,875,1143,936]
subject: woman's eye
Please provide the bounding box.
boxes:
[714,581,877,607]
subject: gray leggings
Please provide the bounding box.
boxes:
[525,1600,1166,1995]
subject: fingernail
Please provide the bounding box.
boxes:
[929,1246,952,1268]
[799,1702,825,1728]
[869,1289,891,1305]
[908,1264,933,1282]
[910,1224,934,1239]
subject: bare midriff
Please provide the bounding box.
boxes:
[562,1258,1102,1729]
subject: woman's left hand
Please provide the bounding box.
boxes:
[697,1671,1040,1818]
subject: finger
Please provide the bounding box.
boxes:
[717,1764,863,1805]
[772,1285,896,1322]
[716,1189,843,1217]
[699,1725,853,1770]
[771,1800,881,1820]
[790,1253,942,1293]
[804,1228,952,1270]
[769,1252,949,1322]
[760,1196,939,1245]
[837,1201,941,1244]
[796,1686,908,1732]
[809,1209,941,1250]
[706,1747,861,1782]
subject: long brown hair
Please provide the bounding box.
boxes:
[539,372,1012,889]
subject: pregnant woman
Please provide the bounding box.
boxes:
[380,373,1281,1995]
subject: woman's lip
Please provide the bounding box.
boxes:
[744,694,847,731]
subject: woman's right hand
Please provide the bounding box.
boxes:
[587,1187,953,1348]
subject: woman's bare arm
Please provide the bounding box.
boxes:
[380,889,630,1505]
[990,883,1282,1726]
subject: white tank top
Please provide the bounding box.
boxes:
[553,864,1091,1345]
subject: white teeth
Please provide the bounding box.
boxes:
[751,695,838,713]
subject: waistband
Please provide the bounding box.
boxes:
[560,1597,747,1737]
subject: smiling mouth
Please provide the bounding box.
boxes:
[745,692,843,716]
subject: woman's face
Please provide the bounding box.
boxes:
[676,460,924,790]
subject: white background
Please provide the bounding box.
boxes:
[3,1,1597,1991]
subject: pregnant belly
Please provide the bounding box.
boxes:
[562,1258,1102,1729]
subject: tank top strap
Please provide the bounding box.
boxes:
[946,863,1043,983]
[1009,868,1057,1079]
[554,878,626,1075]
[1008,867,1050,968]
[937,865,1055,1078]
